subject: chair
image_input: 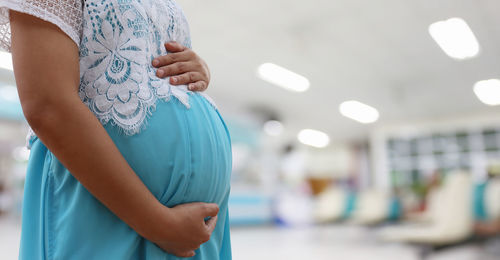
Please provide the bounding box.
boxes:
[485,178,500,221]
[314,186,347,223]
[378,172,474,259]
[349,188,390,225]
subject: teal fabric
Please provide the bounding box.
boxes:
[473,182,488,221]
[19,93,233,259]
[342,191,356,219]
[387,197,402,221]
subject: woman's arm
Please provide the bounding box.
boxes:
[10,11,217,258]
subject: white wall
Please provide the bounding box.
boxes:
[370,111,500,188]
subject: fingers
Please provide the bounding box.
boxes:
[174,250,196,258]
[170,71,203,85]
[156,61,193,78]
[170,72,208,91]
[153,53,188,69]
[187,81,208,92]
[152,49,195,68]
[205,215,218,234]
[203,203,219,217]
[165,41,187,52]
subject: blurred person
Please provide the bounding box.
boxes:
[2,0,232,259]
[0,182,11,215]
[475,218,500,236]
[279,144,307,186]
[405,170,443,222]
[274,144,313,226]
[474,168,500,237]
[387,187,403,221]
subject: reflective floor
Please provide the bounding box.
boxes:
[1,217,498,260]
[0,217,21,260]
[231,225,498,260]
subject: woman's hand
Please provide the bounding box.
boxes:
[144,202,219,258]
[152,41,210,92]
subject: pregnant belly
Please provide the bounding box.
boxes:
[104,93,232,207]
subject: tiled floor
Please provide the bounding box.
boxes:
[1,217,497,260]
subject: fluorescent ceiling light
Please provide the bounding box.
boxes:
[428,17,479,60]
[263,120,284,136]
[339,100,379,124]
[474,79,500,106]
[297,129,330,148]
[0,51,13,71]
[257,63,310,92]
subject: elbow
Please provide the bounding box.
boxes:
[21,97,61,132]
[17,82,81,133]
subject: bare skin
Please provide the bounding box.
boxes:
[160,41,211,92]
[153,41,211,92]
[10,11,216,258]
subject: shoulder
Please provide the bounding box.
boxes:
[0,0,83,51]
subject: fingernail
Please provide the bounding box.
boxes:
[157,70,164,77]
[171,77,177,83]
[152,59,159,66]
[188,84,195,90]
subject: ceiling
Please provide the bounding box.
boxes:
[178,0,500,142]
[1,0,500,144]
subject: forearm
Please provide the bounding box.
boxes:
[29,97,165,237]
[10,10,166,239]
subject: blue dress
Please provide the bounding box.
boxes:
[0,0,233,259]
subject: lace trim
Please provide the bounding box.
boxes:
[199,92,218,109]
[24,92,219,150]
[0,0,82,51]
[26,127,35,150]
[77,0,212,137]
[1,0,220,149]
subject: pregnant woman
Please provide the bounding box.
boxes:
[1,0,232,259]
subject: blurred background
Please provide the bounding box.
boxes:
[1,0,500,259]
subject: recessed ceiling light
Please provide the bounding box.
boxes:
[297,129,330,148]
[473,79,500,106]
[429,17,480,60]
[0,51,13,71]
[339,100,379,124]
[263,120,284,136]
[257,63,310,92]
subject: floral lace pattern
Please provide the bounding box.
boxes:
[79,0,212,136]
[0,0,218,148]
[0,0,83,51]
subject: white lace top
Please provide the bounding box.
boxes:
[0,0,216,149]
